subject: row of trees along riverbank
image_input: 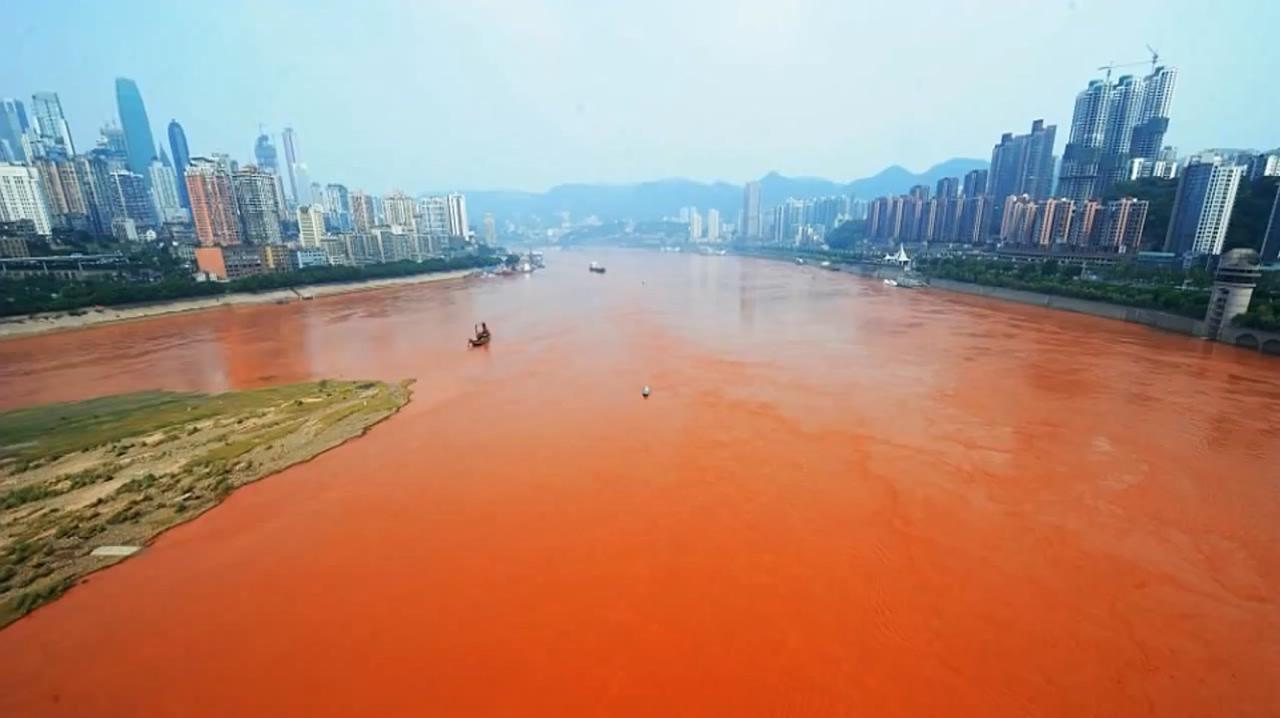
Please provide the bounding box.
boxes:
[0,252,509,318]
[918,256,1280,330]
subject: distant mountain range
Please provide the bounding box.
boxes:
[457,158,988,223]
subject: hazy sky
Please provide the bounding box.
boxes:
[5,0,1277,192]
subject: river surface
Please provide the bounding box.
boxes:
[0,250,1277,717]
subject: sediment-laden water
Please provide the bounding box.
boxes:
[1,250,1276,717]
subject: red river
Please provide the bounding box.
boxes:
[0,250,1277,716]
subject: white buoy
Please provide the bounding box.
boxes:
[642,385,651,398]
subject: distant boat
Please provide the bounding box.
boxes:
[589,261,607,274]
[883,278,899,287]
[794,258,806,265]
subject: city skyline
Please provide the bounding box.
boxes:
[3,0,1278,191]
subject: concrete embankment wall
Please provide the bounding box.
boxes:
[926,278,1206,336]
[1218,325,1280,355]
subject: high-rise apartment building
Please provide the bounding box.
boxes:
[232,165,283,244]
[0,99,30,163]
[1058,80,1111,202]
[270,174,289,220]
[957,195,988,243]
[706,208,721,241]
[937,195,962,242]
[1059,65,1178,202]
[689,207,703,241]
[849,197,868,221]
[742,181,761,238]
[887,197,906,240]
[75,150,120,233]
[989,119,1057,208]
[30,92,75,159]
[383,192,417,231]
[107,170,158,227]
[446,193,469,239]
[900,194,925,241]
[350,191,375,234]
[33,159,88,228]
[281,127,300,204]
[167,120,191,210]
[866,197,888,239]
[417,196,448,233]
[962,169,988,197]
[254,132,279,173]
[185,157,241,246]
[935,177,959,200]
[1102,75,1144,157]
[323,184,351,231]
[115,78,157,178]
[297,204,326,247]
[1098,197,1149,253]
[1164,160,1244,256]
[771,198,807,244]
[808,196,848,230]
[1259,184,1280,265]
[1129,66,1177,160]
[920,199,940,244]
[0,163,52,235]
[148,159,185,224]
[1068,199,1105,246]
[1030,198,1073,247]
[292,163,313,205]
[999,195,1037,244]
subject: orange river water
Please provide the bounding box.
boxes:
[0,250,1277,717]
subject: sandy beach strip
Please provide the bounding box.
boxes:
[0,269,475,340]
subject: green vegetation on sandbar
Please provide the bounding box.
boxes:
[0,379,411,628]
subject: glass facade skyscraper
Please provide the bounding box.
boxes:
[0,98,30,162]
[114,78,157,177]
[29,92,75,158]
[167,120,191,210]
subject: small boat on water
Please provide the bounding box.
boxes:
[589,261,607,274]
[794,258,806,265]
[883,278,899,287]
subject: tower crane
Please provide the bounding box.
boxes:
[1097,46,1160,82]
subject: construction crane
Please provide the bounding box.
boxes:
[1097,46,1160,82]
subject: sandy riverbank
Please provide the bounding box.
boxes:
[0,379,411,627]
[0,269,474,340]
